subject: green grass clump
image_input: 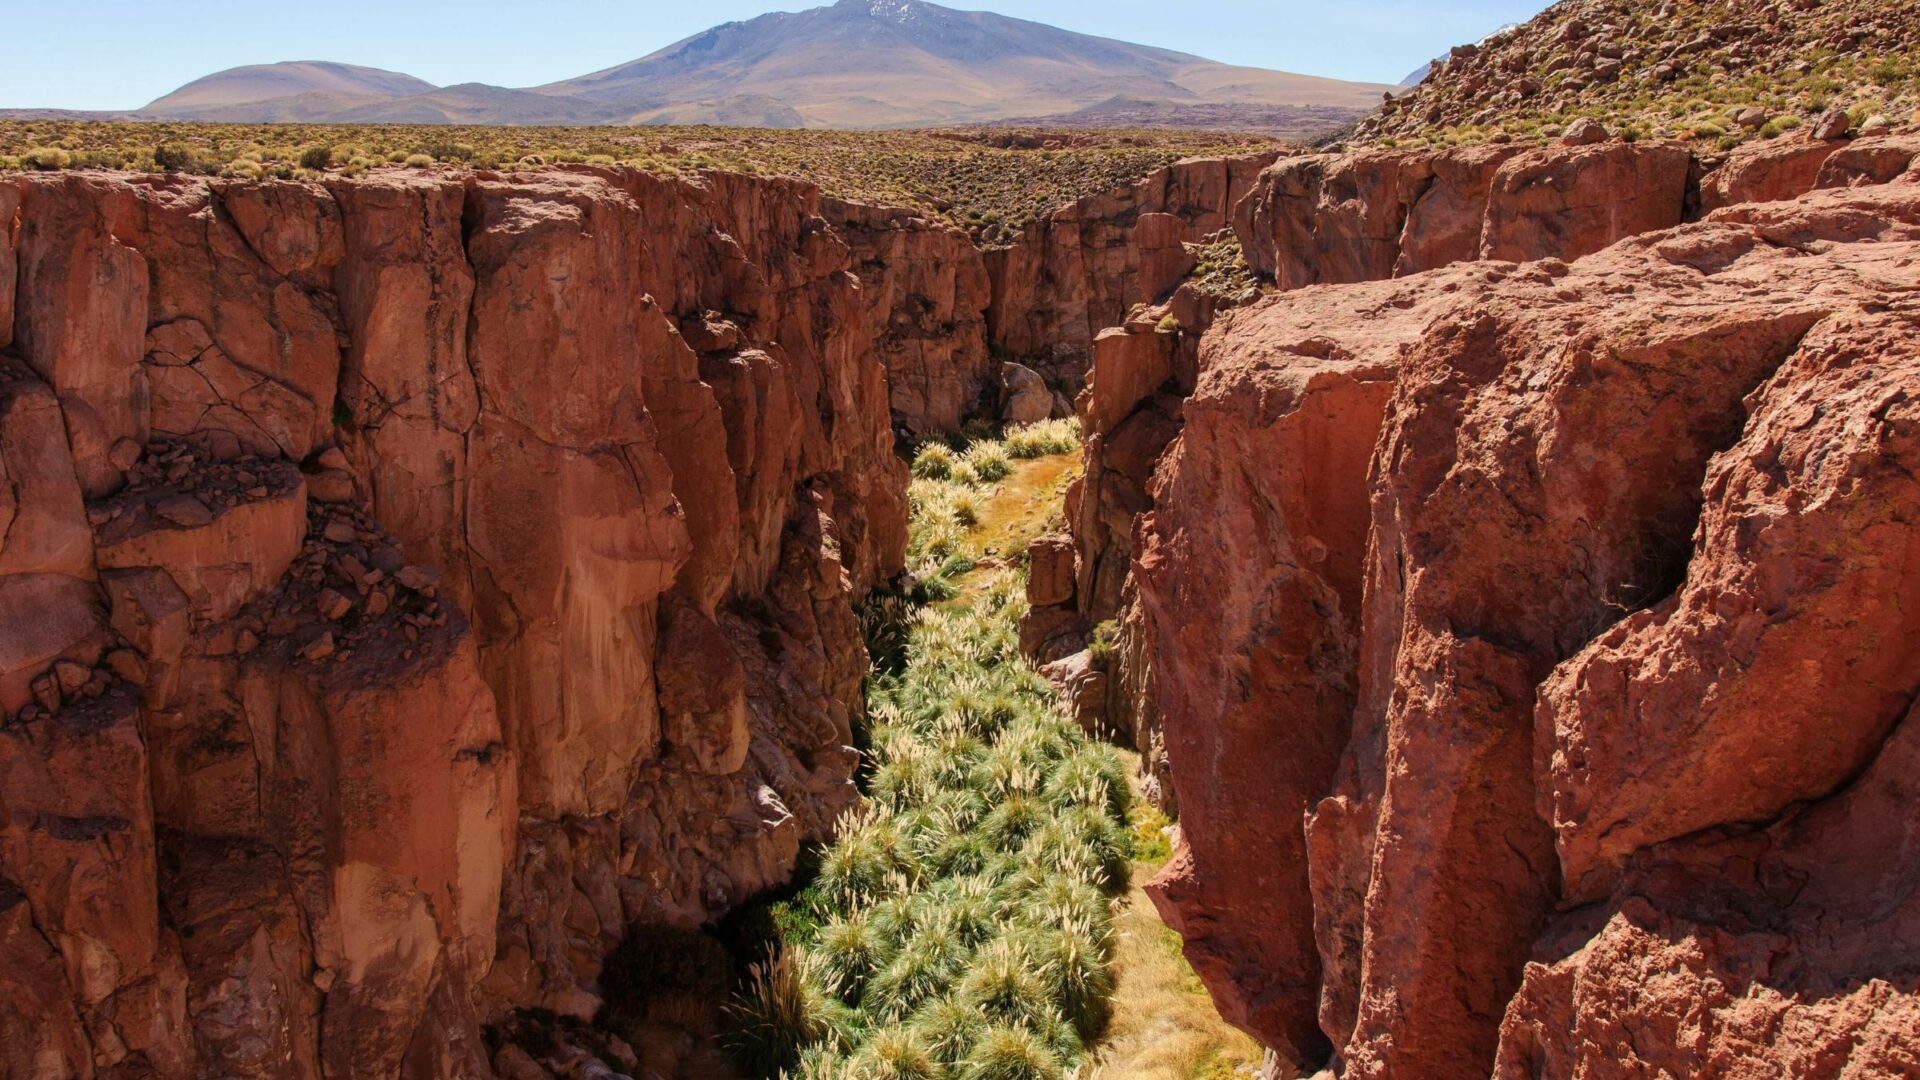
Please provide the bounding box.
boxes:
[961,1024,1062,1080]
[911,443,957,480]
[962,442,1012,483]
[724,948,848,1077]
[725,428,1126,1076]
[1002,417,1080,459]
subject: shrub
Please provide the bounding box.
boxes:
[21,147,70,170]
[863,934,962,1021]
[1013,418,1078,457]
[849,1027,942,1080]
[298,145,333,170]
[816,913,887,1002]
[403,153,434,168]
[1021,922,1115,1040]
[948,489,982,528]
[153,143,195,172]
[955,937,1049,1028]
[1088,619,1120,664]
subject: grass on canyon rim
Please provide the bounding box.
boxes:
[722,420,1142,1078]
[0,123,1274,246]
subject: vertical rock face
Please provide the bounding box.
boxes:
[1024,140,1706,816]
[986,154,1276,392]
[820,155,1280,439]
[1234,142,1691,288]
[1131,176,1920,1076]
[823,199,991,439]
[0,166,906,1077]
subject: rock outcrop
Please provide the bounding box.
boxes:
[1132,174,1920,1076]
[0,165,904,1077]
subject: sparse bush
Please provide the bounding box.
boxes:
[153,143,194,172]
[1088,619,1119,664]
[21,146,70,170]
[765,429,1121,1070]
[298,145,333,170]
[403,153,434,168]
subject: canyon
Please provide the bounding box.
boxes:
[3,121,1919,1080]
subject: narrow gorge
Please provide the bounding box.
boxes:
[3,118,1919,1080]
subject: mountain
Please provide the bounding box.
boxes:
[106,0,1388,131]
[143,61,438,117]
[548,0,1387,127]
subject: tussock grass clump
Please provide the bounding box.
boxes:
[732,428,1124,1076]
[911,443,957,481]
[724,948,847,1077]
[1002,417,1080,459]
[961,1024,1062,1080]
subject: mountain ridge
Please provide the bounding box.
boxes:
[41,0,1388,132]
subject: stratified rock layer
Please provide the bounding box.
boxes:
[1135,174,1920,1076]
[0,165,905,1078]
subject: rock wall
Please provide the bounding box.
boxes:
[824,153,1279,439]
[1233,141,1692,287]
[985,153,1277,394]
[821,199,990,440]
[1024,139,1697,808]
[1133,174,1920,1077]
[0,165,906,1078]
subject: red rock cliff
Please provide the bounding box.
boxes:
[0,165,905,1078]
[1136,170,1920,1077]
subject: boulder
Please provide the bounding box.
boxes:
[1025,533,1077,608]
[999,361,1053,425]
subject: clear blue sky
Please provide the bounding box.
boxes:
[6,0,1551,110]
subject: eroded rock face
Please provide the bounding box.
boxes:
[1134,176,1920,1076]
[1235,142,1690,288]
[987,154,1277,390]
[1701,133,1920,210]
[824,199,991,438]
[0,166,906,1077]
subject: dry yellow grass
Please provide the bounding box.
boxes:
[1088,757,1266,1080]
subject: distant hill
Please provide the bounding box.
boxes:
[59,0,1388,132]
[144,61,438,117]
